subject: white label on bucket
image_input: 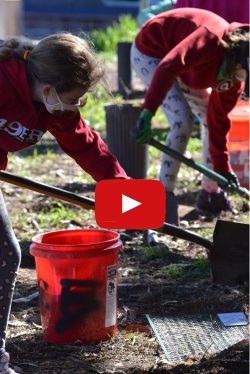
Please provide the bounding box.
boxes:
[105,265,117,328]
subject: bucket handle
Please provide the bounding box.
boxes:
[103,239,123,252]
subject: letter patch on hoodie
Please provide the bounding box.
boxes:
[0,119,44,144]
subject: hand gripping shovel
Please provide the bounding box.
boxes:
[148,138,250,199]
[0,170,248,285]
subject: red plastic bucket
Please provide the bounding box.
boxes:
[228,100,249,188]
[30,229,122,344]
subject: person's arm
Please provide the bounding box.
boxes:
[48,112,128,181]
[0,149,8,170]
[206,84,243,174]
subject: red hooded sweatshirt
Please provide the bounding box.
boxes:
[0,58,128,181]
[135,8,248,174]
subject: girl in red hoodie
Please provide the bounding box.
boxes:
[0,33,128,374]
[131,8,249,225]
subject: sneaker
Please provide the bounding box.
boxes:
[0,353,19,374]
[195,189,236,215]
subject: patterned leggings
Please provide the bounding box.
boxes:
[0,190,21,357]
[131,43,219,192]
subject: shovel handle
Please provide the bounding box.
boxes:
[155,222,213,251]
[148,138,249,199]
[0,171,95,210]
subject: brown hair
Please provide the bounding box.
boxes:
[221,27,249,76]
[0,33,104,93]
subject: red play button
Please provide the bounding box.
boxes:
[95,179,166,229]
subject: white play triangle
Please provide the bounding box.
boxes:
[122,194,142,213]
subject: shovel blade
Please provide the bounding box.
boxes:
[210,220,249,285]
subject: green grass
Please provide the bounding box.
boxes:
[193,257,210,273]
[140,244,169,259]
[195,227,213,240]
[164,264,185,278]
[80,87,124,132]
[89,15,138,53]
[36,201,79,229]
[154,264,185,279]
[154,259,210,280]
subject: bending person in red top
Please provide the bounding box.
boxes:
[131,7,249,224]
[0,33,128,374]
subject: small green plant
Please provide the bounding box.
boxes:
[89,15,138,53]
[36,202,79,229]
[166,264,185,278]
[196,227,213,240]
[125,331,143,345]
[141,244,169,259]
[193,258,209,273]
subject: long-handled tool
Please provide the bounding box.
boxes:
[0,170,248,285]
[0,170,94,210]
[148,138,250,199]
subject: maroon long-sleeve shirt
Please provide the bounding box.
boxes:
[0,58,128,181]
[135,8,248,173]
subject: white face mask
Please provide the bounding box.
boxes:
[43,88,83,114]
